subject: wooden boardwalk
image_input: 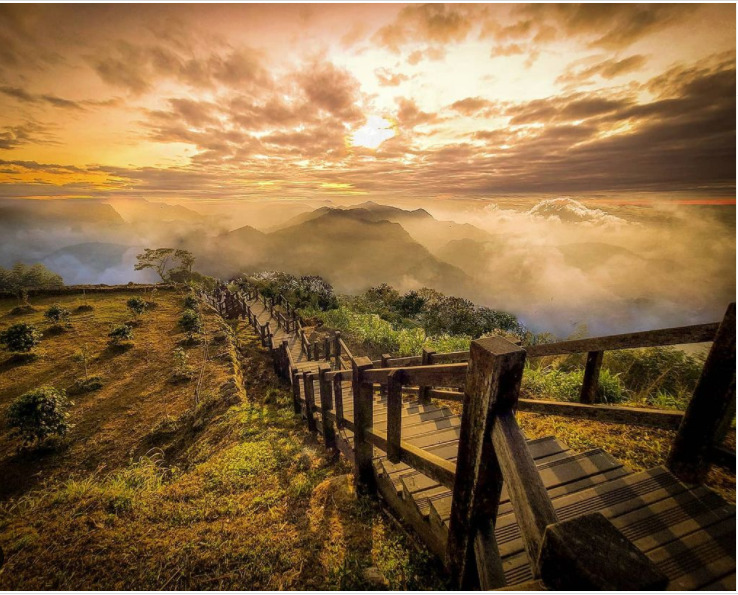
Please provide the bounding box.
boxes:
[234,294,735,590]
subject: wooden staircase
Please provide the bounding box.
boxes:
[208,287,736,590]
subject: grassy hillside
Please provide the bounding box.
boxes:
[0,288,232,499]
[0,289,443,590]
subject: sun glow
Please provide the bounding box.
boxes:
[350,116,396,149]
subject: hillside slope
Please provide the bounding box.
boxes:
[0,288,443,590]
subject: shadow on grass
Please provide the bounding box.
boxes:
[0,352,39,372]
[0,439,69,500]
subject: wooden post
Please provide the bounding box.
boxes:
[323,337,331,362]
[303,371,318,432]
[334,332,342,369]
[281,339,290,379]
[668,302,736,483]
[447,337,527,589]
[387,369,404,463]
[291,370,301,414]
[419,347,436,403]
[379,353,392,398]
[538,512,667,590]
[333,374,344,429]
[352,356,376,495]
[319,365,336,449]
[579,350,603,404]
[265,322,273,351]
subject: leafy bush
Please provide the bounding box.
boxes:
[242,272,338,311]
[0,323,41,353]
[172,347,194,381]
[6,386,71,446]
[70,376,103,395]
[179,309,202,339]
[0,262,64,297]
[183,295,198,310]
[108,324,134,345]
[126,297,147,316]
[44,303,71,324]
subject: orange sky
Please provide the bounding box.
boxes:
[0,3,735,204]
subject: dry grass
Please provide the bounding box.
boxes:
[518,412,735,504]
[0,294,444,590]
[0,289,231,500]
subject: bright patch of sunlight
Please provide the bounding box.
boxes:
[350,116,396,149]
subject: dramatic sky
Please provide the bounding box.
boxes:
[0,3,735,204]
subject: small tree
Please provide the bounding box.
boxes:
[0,263,64,303]
[126,297,147,317]
[183,295,198,310]
[44,304,71,324]
[179,309,202,340]
[108,324,134,345]
[0,323,41,353]
[7,386,71,447]
[134,248,195,282]
[72,344,91,379]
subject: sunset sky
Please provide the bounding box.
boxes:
[0,3,735,205]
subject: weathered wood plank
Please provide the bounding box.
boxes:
[668,303,736,483]
[492,411,558,569]
[387,369,404,463]
[353,356,375,494]
[447,336,527,589]
[319,365,336,449]
[579,350,603,404]
[302,371,317,432]
[527,322,719,357]
[517,398,684,430]
[362,362,468,387]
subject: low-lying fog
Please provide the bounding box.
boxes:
[0,195,734,338]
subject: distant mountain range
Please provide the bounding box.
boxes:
[0,198,493,296]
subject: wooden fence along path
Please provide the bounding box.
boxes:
[205,285,736,590]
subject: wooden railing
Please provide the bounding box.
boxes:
[219,282,734,589]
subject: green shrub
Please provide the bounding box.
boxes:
[6,386,71,446]
[44,303,71,324]
[522,365,627,404]
[0,323,41,353]
[179,309,202,339]
[108,324,133,345]
[183,295,198,310]
[172,347,194,381]
[126,297,147,316]
[70,376,103,395]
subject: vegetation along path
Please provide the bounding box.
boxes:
[215,284,736,590]
[0,287,444,589]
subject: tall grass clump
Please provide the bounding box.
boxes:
[308,306,473,357]
[522,365,627,404]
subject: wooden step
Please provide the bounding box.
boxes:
[402,437,572,522]
[498,467,732,586]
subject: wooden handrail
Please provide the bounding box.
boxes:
[527,322,719,357]
[491,410,557,573]
[214,283,727,589]
[362,362,467,387]
[668,303,736,482]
